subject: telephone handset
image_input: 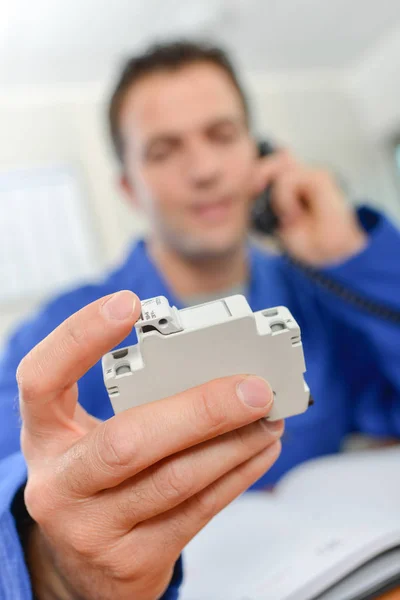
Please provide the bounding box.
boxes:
[251,140,279,236]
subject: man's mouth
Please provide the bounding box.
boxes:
[191,198,234,224]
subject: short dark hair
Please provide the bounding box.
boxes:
[108,40,251,163]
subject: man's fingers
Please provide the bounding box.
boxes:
[123,440,282,569]
[100,418,284,530]
[271,170,306,228]
[18,291,140,427]
[272,168,341,228]
[59,375,274,496]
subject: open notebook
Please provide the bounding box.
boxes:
[180,447,400,600]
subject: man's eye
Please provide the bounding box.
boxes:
[147,143,178,162]
[148,148,171,162]
[213,128,238,143]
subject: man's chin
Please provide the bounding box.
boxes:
[174,232,246,261]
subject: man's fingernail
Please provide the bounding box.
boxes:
[102,291,136,321]
[237,376,273,408]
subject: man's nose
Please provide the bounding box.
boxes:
[185,142,222,189]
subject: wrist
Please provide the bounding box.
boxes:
[27,523,175,600]
[311,222,368,267]
[27,524,76,600]
[332,224,367,264]
[11,483,76,600]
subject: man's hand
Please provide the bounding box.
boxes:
[17,290,283,600]
[253,151,367,266]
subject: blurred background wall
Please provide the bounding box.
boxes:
[1,0,400,341]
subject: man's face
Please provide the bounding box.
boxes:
[119,62,257,258]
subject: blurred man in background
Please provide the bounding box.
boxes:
[1,40,400,599]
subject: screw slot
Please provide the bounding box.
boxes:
[112,348,128,359]
[271,322,286,333]
[263,309,278,317]
[116,364,131,376]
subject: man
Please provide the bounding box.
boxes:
[0,40,400,599]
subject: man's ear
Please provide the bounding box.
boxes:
[118,171,139,209]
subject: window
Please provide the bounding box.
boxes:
[395,139,400,177]
[0,164,100,304]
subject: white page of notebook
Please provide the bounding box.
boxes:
[180,447,400,600]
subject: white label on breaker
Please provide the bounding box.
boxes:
[141,296,167,321]
[138,296,183,334]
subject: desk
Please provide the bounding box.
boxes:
[378,588,400,599]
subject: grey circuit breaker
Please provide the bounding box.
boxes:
[102,295,311,421]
